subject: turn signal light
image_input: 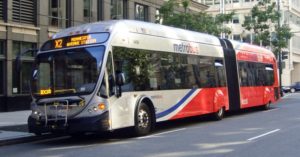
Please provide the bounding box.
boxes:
[98,103,106,110]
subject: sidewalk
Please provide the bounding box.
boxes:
[0,110,35,145]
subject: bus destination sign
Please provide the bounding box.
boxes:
[39,33,109,51]
[54,35,97,49]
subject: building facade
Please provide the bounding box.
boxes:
[0,0,207,111]
[203,0,300,87]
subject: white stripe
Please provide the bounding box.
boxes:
[137,128,186,139]
[247,129,280,141]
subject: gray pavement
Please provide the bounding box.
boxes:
[0,93,299,157]
[0,110,34,144]
[0,111,30,127]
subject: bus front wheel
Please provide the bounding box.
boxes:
[134,102,152,136]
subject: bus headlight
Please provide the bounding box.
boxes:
[88,103,106,113]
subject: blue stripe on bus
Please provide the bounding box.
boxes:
[156,88,197,119]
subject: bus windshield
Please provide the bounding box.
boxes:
[32,46,105,97]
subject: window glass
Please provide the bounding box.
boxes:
[239,61,274,87]
[13,41,36,57]
[0,40,4,55]
[214,0,220,4]
[32,46,105,97]
[215,59,226,87]
[13,62,33,94]
[135,3,148,21]
[83,0,97,23]
[112,47,219,91]
[0,61,3,94]
[233,15,239,24]
[49,0,67,28]
[111,0,127,19]
[233,34,241,41]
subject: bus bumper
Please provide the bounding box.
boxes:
[28,111,110,134]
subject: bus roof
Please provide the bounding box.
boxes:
[230,40,275,58]
[51,20,222,47]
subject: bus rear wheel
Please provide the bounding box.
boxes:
[213,107,225,120]
[263,102,271,110]
[134,102,152,136]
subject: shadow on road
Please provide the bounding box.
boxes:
[32,105,277,147]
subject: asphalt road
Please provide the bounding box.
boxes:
[1,93,300,157]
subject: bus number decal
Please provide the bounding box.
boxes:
[54,39,63,49]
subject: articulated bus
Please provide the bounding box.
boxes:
[28,20,280,136]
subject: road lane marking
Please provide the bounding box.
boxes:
[137,128,186,139]
[247,129,280,141]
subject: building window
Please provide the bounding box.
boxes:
[49,0,67,28]
[13,61,33,94]
[135,3,148,21]
[233,0,239,3]
[84,0,97,23]
[13,41,36,57]
[12,0,36,25]
[214,0,220,4]
[155,8,163,24]
[0,40,4,55]
[242,34,251,43]
[12,41,36,94]
[111,0,127,19]
[233,34,241,41]
[233,15,239,24]
[205,0,213,5]
[0,40,4,95]
[0,61,3,95]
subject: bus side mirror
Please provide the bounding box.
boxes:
[116,72,125,86]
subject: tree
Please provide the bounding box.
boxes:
[156,0,234,37]
[242,0,292,55]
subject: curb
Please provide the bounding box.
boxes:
[0,124,60,146]
[0,134,59,146]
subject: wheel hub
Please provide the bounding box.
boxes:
[138,109,149,129]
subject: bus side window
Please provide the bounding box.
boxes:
[214,59,226,87]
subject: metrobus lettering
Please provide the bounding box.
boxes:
[173,43,199,54]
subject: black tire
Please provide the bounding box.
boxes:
[263,102,271,110]
[213,107,224,121]
[134,102,152,136]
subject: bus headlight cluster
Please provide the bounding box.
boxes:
[88,103,106,113]
[32,110,42,118]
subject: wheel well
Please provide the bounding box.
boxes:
[141,98,156,128]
